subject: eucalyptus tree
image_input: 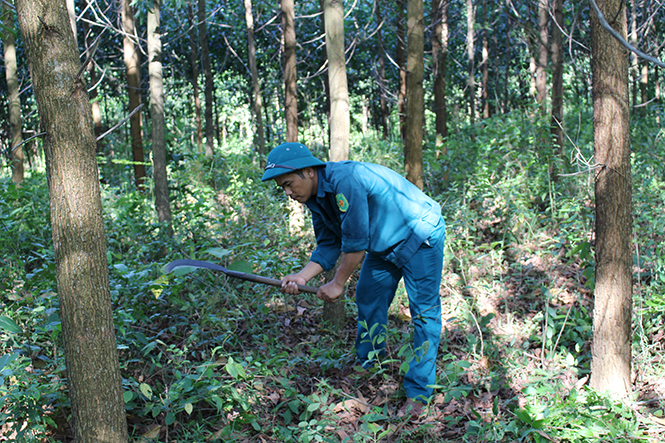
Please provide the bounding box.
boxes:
[14,0,129,439]
[188,3,203,151]
[245,0,266,159]
[323,0,349,161]
[281,0,298,143]
[536,0,548,115]
[589,0,633,398]
[550,0,564,156]
[2,0,24,184]
[148,0,172,233]
[198,0,215,157]
[122,0,146,189]
[404,0,424,189]
[432,0,448,145]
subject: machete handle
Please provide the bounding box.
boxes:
[164,259,320,295]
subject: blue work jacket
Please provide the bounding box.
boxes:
[304,161,444,271]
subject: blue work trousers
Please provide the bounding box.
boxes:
[354,222,445,401]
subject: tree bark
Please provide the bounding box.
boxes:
[466,0,475,125]
[404,0,424,189]
[550,0,564,156]
[323,0,349,162]
[396,0,407,141]
[122,0,146,189]
[148,0,172,234]
[589,0,633,398]
[432,0,448,147]
[188,3,203,151]
[14,0,129,440]
[198,0,215,158]
[375,0,389,140]
[281,0,298,143]
[244,0,266,160]
[2,2,24,184]
[536,0,548,115]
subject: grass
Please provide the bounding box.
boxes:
[1,108,664,442]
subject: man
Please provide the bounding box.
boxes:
[262,142,445,416]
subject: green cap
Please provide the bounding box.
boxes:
[261,142,325,181]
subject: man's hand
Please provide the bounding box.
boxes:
[280,274,308,294]
[317,280,345,303]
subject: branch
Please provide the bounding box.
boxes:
[589,0,665,69]
[96,103,143,142]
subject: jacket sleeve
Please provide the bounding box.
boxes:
[309,211,342,272]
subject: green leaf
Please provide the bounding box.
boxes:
[123,391,134,403]
[165,412,175,426]
[184,402,193,415]
[0,316,22,334]
[205,247,232,260]
[0,353,18,371]
[140,382,153,400]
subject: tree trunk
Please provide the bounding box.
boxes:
[188,3,203,151]
[323,257,346,331]
[481,0,489,119]
[396,0,407,141]
[148,0,172,234]
[404,0,424,189]
[122,0,146,189]
[550,0,564,156]
[198,0,215,158]
[244,0,266,160]
[324,0,349,162]
[466,0,475,125]
[82,0,103,147]
[281,0,298,143]
[432,0,448,148]
[2,2,24,185]
[589,0,633,398]
[536,0,548,115]
[14,0,129,440]
[375,0,389,140]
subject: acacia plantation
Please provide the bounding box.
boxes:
[1,0,664,441]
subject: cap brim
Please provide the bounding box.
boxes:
[261,158,325,181]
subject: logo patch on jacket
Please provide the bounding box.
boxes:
[336,193,349,212]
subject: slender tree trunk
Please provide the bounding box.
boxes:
[281,0,298,143]
[324,0,349,161]
[3,2,24,184]
[503,1,511,113]
[148,0,172,234]
[376,0,389,140]
[244,0,266,160]
[15,0,128,440]
[466,0,476,125]
[590,0,633,398]
[396,0,407,141]
[198,0,215,157]
[481,0,490,119]
[318,0,331,142]
[82,0,103,146]
[404,0,424,189]
[432,0,448,148]
[66,0,76,41]
[550,0,564,155]
[122,0,146,189]
[188,3,203,151]
[536,0,548,115]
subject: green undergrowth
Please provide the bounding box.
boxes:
[1,109,664,441]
